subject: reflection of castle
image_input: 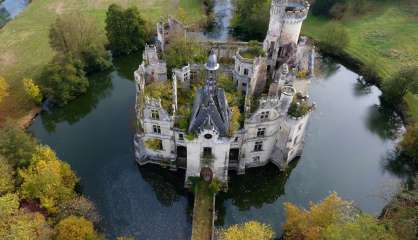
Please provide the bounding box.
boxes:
[134,0,314,186]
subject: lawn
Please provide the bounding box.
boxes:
[191,181,214,240]
[302,2,418,122]
[0,0,206,125]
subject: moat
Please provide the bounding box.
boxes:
[28,55,403,239]
[23,0,403,239]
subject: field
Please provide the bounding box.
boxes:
[302,2,418,122]
[0,0,206,125]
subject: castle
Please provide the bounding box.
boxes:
[134,0,314,186]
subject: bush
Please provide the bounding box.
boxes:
[400,123,418,160]
[144,81,173,113]
[55,216,98,240]
[37,56,89,106]
[22,78,43,105]
[164,37,208,70]
[320,22,350,54]
[382,67,418,106]
[57,196,100,225]
[0,157,15,195]
[228,107,241,136]
[144,139,163,151]
[231,0,270,41]
[220,221,274,240]
[288,97,311,118]
[106,4,147,56]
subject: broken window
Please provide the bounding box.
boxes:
[151,110,159,120]
[153,125,161,134]
[257,128,266,137]
[254,141,263,152]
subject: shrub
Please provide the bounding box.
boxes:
[0,76,9,103]
[164,37,208,70]
[382,67,418,106]
[400,123,418,160]
[144,81,173,113]
[144,139,163,151]
[228,107,241,136]
[320,22,350,54]
[37,56,89,106]
[106,4,147,56]
[22,78,43,105]
[57,196,100,225]
[288,97,311,118]
[220,221,274,240]
[55,216,98,240]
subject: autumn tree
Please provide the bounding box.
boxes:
[0,193,53,239]
[105,4,147,56]
[283,192,397,240]
[49,12,111,73]
[0,120,38,167]
[0,156,15,195]
[19,145,78,213]
[219,221,274,240]
[0,76,9,103]
[23,78,43,105]
[57,196,100,225]
[55,216,98,240]
[37,56,89,106]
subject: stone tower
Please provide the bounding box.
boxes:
[263,0,310,71]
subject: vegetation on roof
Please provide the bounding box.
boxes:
[239,41,265,59]
[144,81,173,113]
[288,94,312,118]
[144,138,162,151]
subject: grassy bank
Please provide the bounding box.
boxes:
[0,0,206,125]
[302,2,418,122]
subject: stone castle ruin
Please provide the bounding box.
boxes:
[134,0,315,186]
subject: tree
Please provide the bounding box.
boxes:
[320,22,350,54]
[0,157,15,195]
[382,67,418,105]
[163,36,207,70]
[231,0,270,41]
[37,56,89,106]
[19,145,78,213]
[23,78,43,105]
[55,216,98,240]
[0,120,38,167]
[219,221,274,240]
[105,4,146,56]
[0,76,9,103]
[228,107,241,137]
[49,13,110,73]
[0,194,53,240]
[283,192,397,240]
[400,123,418,160]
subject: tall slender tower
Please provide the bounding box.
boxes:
[263,0,288,56]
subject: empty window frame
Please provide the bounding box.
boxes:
[153,125,161,134]
[257,128,266,137]
[254,141,263,152]
[151,110,159,120]
[260,111,270,120]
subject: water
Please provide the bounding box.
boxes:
[0,0,29,27]
[29,54,403,238]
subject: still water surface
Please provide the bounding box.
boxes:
[29,55,403,238]
[0,0,28,27]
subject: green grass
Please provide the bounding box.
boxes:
[0,0,206,125]
[302,2,418,122]
[191,181,213,240]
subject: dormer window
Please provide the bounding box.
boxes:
[151,110,159,120]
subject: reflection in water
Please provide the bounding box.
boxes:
[383,151,417,186]
[215,162,298,226]
[41,73,113,132]
[0,0,29,27]
[353,78,372,96]
[366,104,404,140]
[315,56,340,79]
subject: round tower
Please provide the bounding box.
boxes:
[279,1,310,45]
[263,0,288,54]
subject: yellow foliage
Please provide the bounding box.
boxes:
[0,76,9,103]
[55,216,98,240]
[22,78,43,104]
[220,221,274,240]
[144,138,162,151]
[18,145,78,213]
[0,193,20,217]
[283,192,350,240]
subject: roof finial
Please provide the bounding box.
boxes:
[205,49,219,71]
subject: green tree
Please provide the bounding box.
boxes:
[19,145,78,213]
[0,193,19,217]
[49,13,110,73]
[22,78,43,105]
[382,67,418,105]
[0,157,15,195]
[37,56,89,106]
[55,216,98,240]
[105,4,146,56]
[320,22,350,54]
[0,120,38,167]
[163,37,207,70]
[220,221,274,240]
[400,123,418,160]
[0,76,9,103]
[231,0,270,41]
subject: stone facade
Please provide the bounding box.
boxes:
[134,0,314,186]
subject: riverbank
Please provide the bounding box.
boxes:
[0,0,207,126]
[302,2,418,123]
